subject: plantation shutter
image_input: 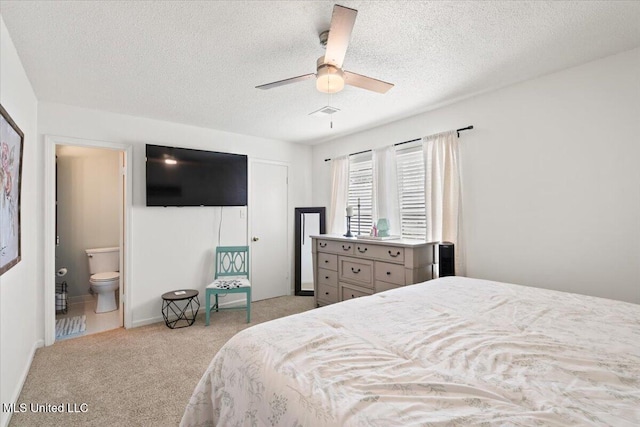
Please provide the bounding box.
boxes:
[347,152,373,235]
[396,143,427,239]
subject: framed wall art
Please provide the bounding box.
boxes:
[0,104,24,276]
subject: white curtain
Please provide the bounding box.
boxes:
[328,156,349,235]
[372,146,401,236]
[423,130,465,275]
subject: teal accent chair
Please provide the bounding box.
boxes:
[205,246,251,326]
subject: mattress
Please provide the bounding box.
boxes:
[181,276,640,426]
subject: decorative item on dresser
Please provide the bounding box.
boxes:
[311,234,436,307]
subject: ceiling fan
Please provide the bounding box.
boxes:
[256,4,394,95]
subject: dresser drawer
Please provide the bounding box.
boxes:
[318,253,338,271]
[318,268,338,286]
[317,239,355,255]
[374,261,405,286]
[317,283,338,304]
[372,245,405,263]
[353,242,374,257]
[341,283,373,301]
[339,257,373,289]
[375,280,402,293]
[354,243,405,263]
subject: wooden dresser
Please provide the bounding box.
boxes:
[310,235,436,307]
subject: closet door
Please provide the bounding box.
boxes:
[249,160,289,301]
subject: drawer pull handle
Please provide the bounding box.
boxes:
[325,276,329,279]
[342,245,351,250]
[388,250,401,258]
[319,242,327,248]
[357,247,368,253]
[325,292,329,295]
[324,260,329,263]
[386,271,391,275]
[351,294,355,298]
[351,267,361,274]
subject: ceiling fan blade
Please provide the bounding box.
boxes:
[256,73,315,90]
[344,71,394,94]
[324,5,357,68]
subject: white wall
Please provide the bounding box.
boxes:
[38,102,313,326]
[0,16,42,427]
[56,146,121,298]
[312,48,640,304]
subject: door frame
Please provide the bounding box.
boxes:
[248,158,291,297]
[44,135,133,346]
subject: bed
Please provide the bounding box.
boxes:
[181,276,640,426]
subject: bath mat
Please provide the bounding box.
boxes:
[56,315,86,339]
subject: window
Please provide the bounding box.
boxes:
[396,143,426,240]
[347,152,373,235]
[345,144,426,240]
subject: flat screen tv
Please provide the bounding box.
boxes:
[146,144,247,207]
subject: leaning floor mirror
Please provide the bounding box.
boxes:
[295,207,326,296]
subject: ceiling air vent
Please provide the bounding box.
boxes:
[309,105,340,117]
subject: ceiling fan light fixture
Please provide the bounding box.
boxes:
[256,6,393,95]
[316,64,345,93]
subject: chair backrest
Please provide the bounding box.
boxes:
[214,246,250,280]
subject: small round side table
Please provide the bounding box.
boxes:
[161,289,200,329]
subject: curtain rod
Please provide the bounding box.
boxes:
[323,125,473,162]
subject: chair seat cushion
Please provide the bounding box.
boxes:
[207,278,251,290]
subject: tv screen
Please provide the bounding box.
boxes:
[146,144,247,207]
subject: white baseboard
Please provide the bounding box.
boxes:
[130,297,246,328]
[68,294,94,305]
[1,339,44,427]
[216,297,248,308]
[131,315,164,328]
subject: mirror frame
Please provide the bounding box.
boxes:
[295,207,326,296]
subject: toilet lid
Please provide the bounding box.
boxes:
[91,272,119,281]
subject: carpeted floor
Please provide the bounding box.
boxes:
[10,295,315,427]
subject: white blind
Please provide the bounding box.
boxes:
[396,144,426,239]
[347,152,373,235]
[345,145,427,240]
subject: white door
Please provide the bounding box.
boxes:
[250,161,289,301]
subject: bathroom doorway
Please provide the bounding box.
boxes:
[44,136,133,346]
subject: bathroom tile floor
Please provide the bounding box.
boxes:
[56,296,121,341]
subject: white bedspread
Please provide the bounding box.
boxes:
[181,277,640,426]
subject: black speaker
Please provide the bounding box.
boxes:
[439,242,455,277]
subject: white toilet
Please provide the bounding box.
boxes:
[85,247,120,313]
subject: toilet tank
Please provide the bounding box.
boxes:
[85,247,120,274]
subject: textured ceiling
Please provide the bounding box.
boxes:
[1,1,639,145]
